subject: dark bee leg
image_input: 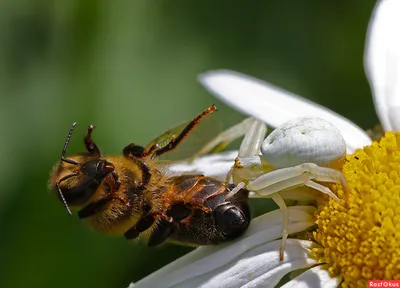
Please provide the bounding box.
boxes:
[123,145,152,189]
[124,227,139,240]
[124,215,156,240]
[124,200,155,239]
[123,144,145,158]
[135,199,155,232]
[78,196,113,219]
[136,214,156,232]
[141,144,160,158]
[153,105,217,157]
[166,202,192,221]
[147,219,175,246]
[140,163,152,187]
[133,158,151,189]
[213,203,250,239]
[84,125,101,157]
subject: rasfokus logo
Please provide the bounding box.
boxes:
[369,281,400,287]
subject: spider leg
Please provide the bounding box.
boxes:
[194,117,257,158]
[247,163,347,202]
[269,193,288,261]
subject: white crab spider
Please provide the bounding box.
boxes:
[198,116,349,260]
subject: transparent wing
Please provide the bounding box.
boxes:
[143,105,221,160]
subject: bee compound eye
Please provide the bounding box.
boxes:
[214,203,250,239]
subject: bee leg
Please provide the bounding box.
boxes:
[147,219,175,246]
[124,227,139,240]
[85,125,101,157]
[135,159,151,189]
[193,117,257,158]
[136,214,156,233]
[138,143,161,158]
[124,199,156,240]
[214,203,250,240]
[154,105,217,157]
[123,143,145,158]
[123,144,152,190]
[124,214,156,240]
[166,202,192,221]
[78,196,113,219]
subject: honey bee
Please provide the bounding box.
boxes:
[49,105,250,246]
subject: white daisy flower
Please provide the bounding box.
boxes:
[132,206,325,288]
[132,0,400,287]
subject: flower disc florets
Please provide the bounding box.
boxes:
[314,132,400,287]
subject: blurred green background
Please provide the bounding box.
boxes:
[0,1,378,288]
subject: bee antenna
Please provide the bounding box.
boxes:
[56,172,78,216]
[62,122,77,158]
[61,122,79,165]
[58,188,72,215]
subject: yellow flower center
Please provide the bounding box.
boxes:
[313,132,400,287]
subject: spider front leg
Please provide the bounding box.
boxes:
[194,117,259,158]
[246,163,349,202]
[230,118,267,184]
[245,162,349,260]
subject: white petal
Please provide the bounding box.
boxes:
[365,0,400,131]
[167,150,237,181]
[133,206,316,288]
[199,70,371,153]
[389,106,400,131]
[281,265,342,288]
[177,240,317,288]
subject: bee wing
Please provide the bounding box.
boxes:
[143,110,222,160]
[143,120,187,154]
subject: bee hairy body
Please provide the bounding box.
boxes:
[51,154,250,245]
[50,106,251,247]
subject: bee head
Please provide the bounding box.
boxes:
[52,122,116,215]
[54,158,114,210]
